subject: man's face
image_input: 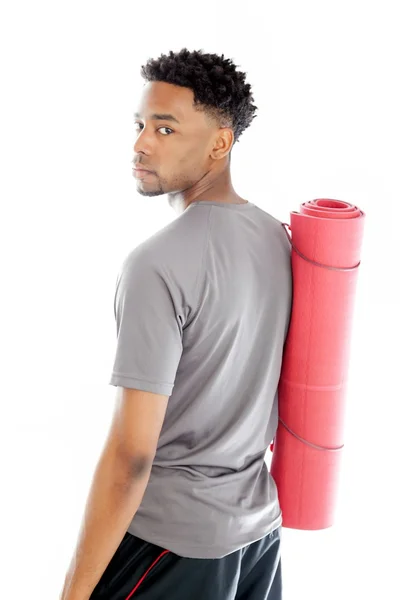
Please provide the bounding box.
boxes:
[132,81,219,197]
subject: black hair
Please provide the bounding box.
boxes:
[140,48,258,146]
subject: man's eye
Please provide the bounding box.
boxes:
[133,123,173,135]
[158,127,173,135]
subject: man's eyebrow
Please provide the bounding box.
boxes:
[134,112,181,124]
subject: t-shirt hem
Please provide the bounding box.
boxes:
[127,512,283,559]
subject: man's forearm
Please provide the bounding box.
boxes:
[60,443,152,600]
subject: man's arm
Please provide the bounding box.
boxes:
[60,387,169,600]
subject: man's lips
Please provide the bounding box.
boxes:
[133,167,156,179]
[133,164,155,172]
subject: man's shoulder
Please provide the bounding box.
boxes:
[117,211,209,297]
[131,209,209,264]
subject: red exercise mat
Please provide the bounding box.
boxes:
[270,198,366,530]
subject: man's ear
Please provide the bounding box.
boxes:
[211,127,234,160]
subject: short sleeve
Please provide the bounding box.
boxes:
[109,253,185,395]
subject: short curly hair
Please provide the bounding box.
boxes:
[140,48,258,145]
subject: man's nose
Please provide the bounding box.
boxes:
[133,127,153,155]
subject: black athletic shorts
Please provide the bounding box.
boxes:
[89,525,282,599]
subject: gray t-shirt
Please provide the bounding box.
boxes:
[109,200,293,558]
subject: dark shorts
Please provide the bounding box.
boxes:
[89,526,282,599]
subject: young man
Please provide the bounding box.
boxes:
[61,48,292,600]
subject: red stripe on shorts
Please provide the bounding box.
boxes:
[125,550,170,599]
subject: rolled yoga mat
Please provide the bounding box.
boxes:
[270,198,366,530]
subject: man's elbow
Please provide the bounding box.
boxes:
[105,440,155,483]
[125,455,154,480]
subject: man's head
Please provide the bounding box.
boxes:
[132,48,257,199]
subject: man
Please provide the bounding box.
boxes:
[60,48,292,600]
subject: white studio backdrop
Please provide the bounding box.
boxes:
[1,1,399,599]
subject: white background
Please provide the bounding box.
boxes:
[1,1,399,598]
